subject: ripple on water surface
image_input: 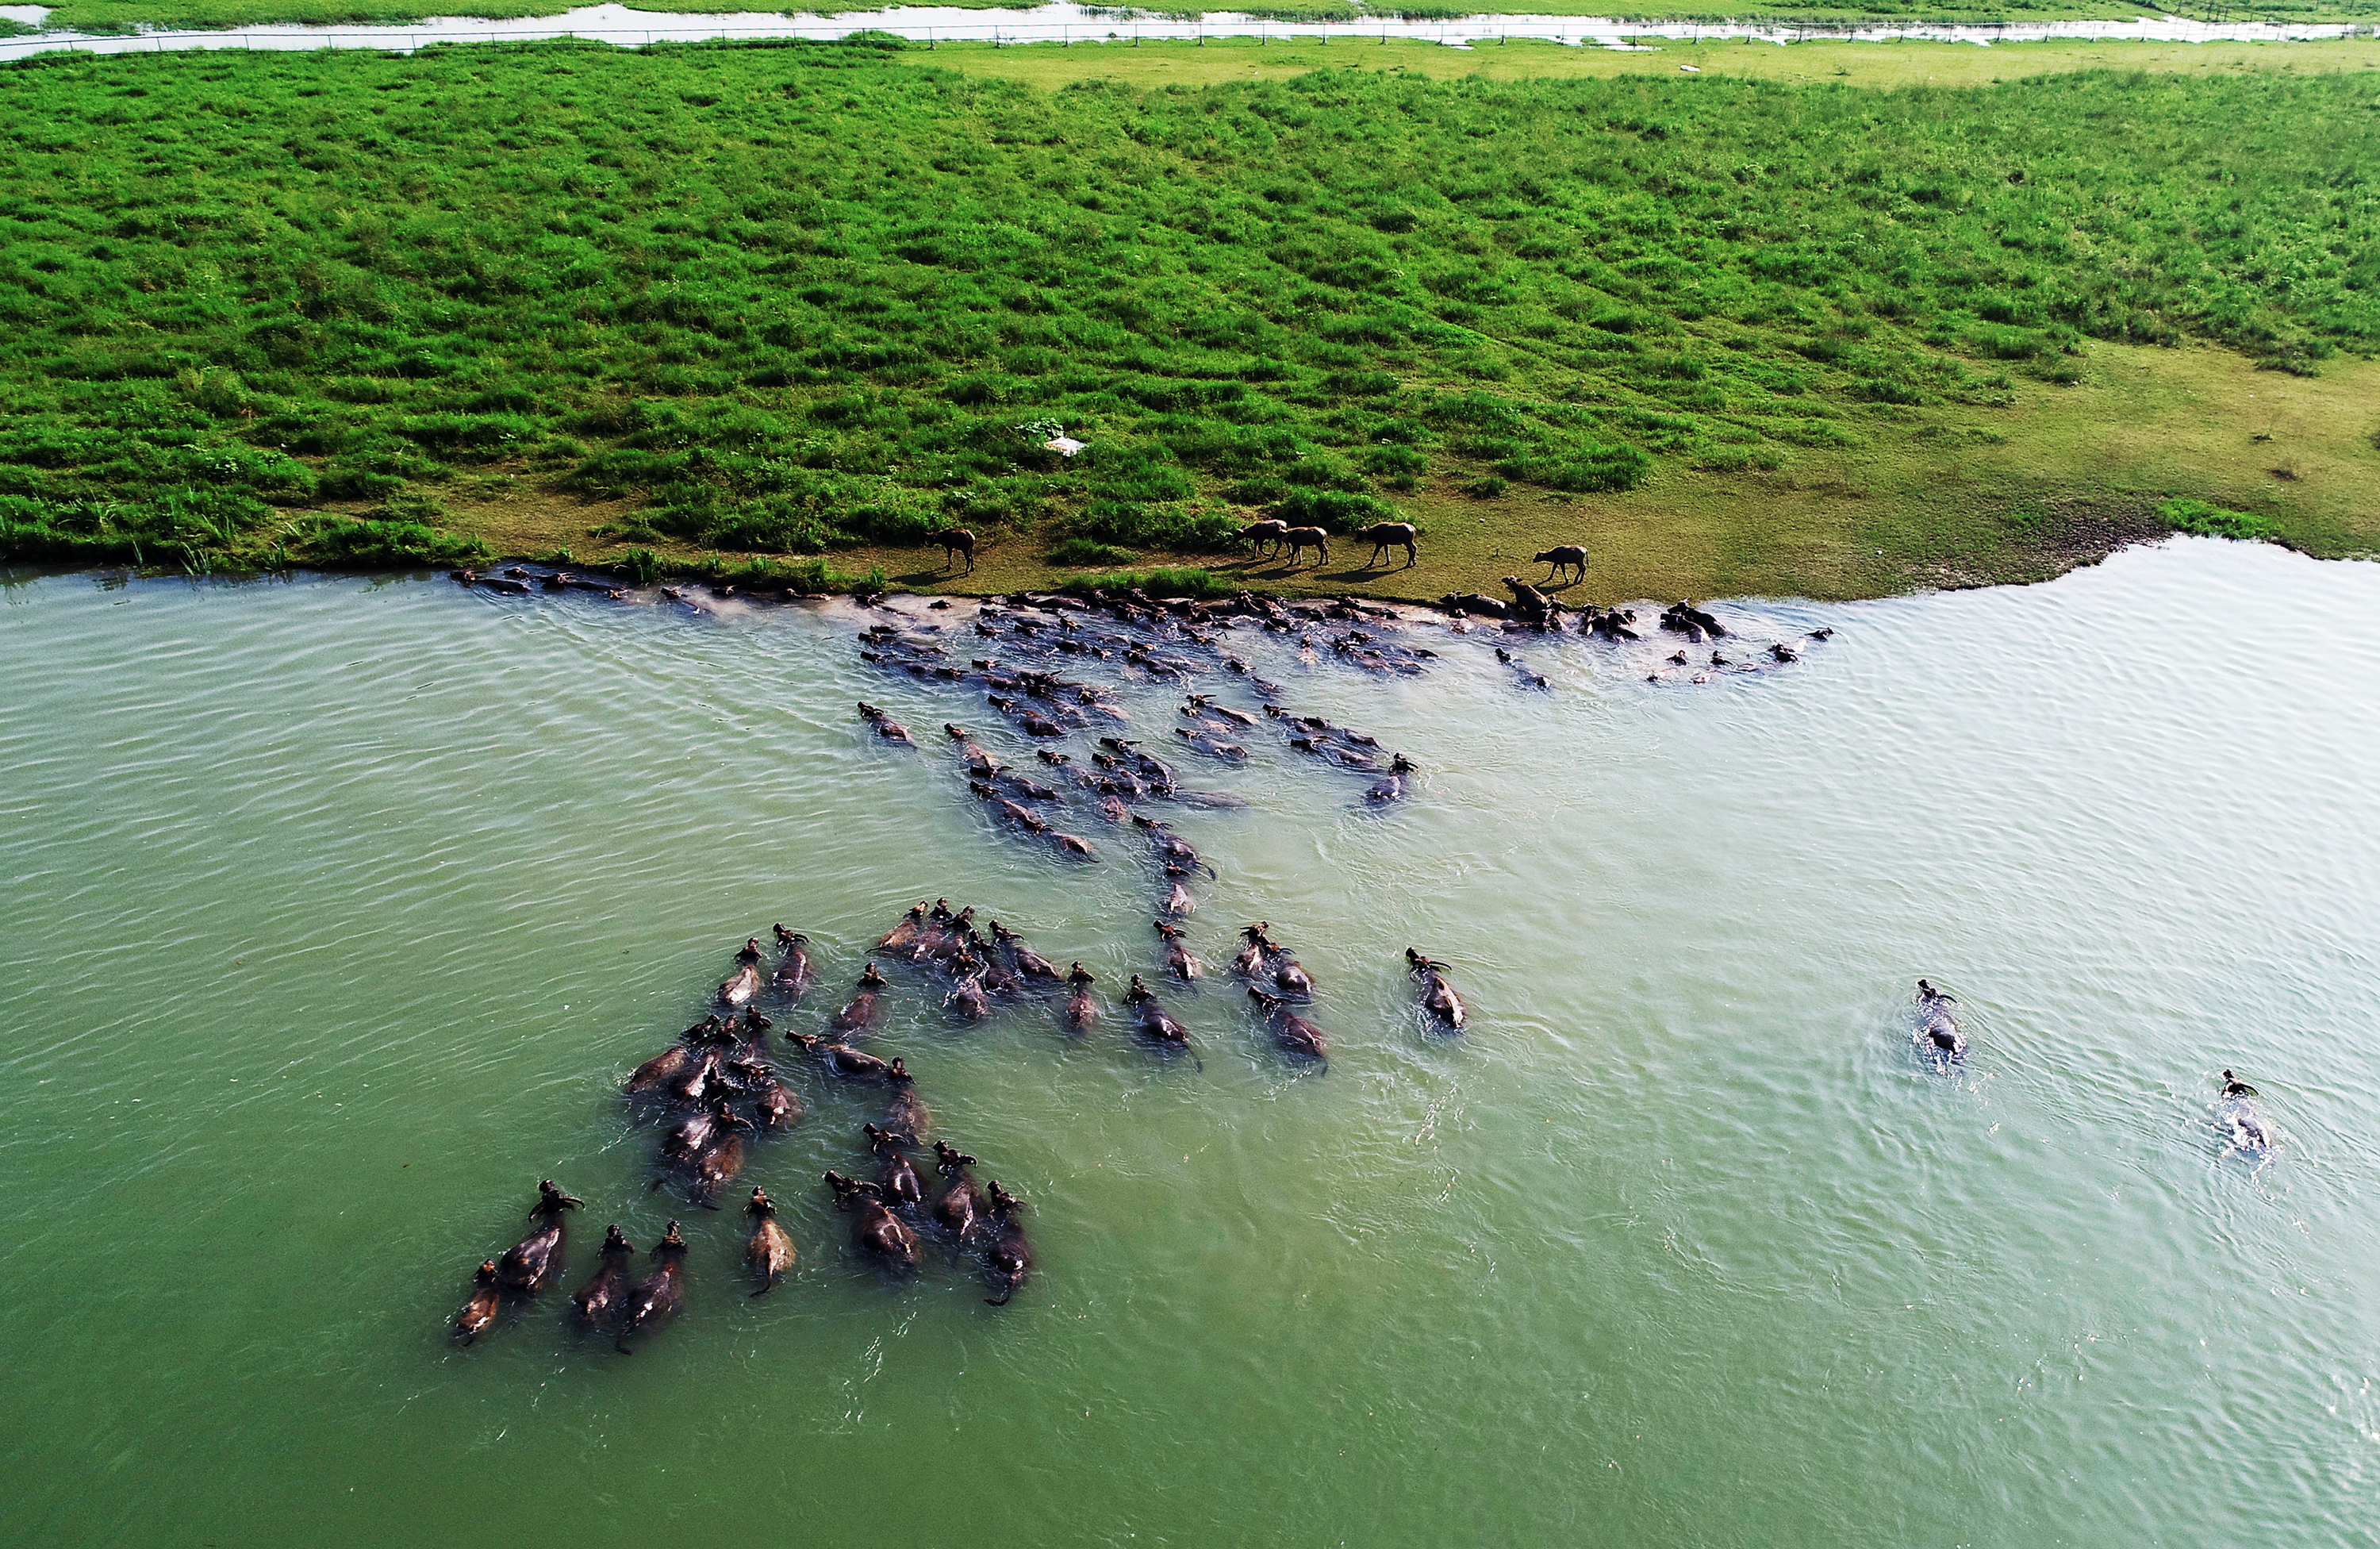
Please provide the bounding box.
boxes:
[2,538,2377,1546]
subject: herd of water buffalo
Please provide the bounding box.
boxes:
[440,569,1841,1353]
[450,557,1834,689]
[451,909,1470,1350]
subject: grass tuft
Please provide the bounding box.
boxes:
[1059,566,1234,599]
[2158,498,2280,544]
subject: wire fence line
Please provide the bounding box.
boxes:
[0,10,2363,57]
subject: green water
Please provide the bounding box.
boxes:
[3,540,2377,1547]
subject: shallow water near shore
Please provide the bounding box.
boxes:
[3,538,2378,1546]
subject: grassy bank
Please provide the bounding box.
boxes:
[1,40,2374,597]
[30,0,2380,36]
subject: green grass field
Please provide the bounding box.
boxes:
[33,0,2380,37]
[1,37,2374,598]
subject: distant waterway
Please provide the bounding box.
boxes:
[0,0,2363,58]
[2,537,2377,1546]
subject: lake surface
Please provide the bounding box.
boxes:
[3,538,2376,1547]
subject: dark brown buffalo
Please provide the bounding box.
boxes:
[881,1076,931,1146]
[928,527,977,574]
[1063,963,1100,1032]
[615,1222,688,1353]
[1124,975,1198,1063]
[877,902,930,951]
[1248,986,1328,1063]
[992,921,1063,983]
[624,1042,694,1096]
[493,1181,582,1295]
[1534,546,1588,584]
[1281,527,1330,567]
[693,1113,751,1209]
[624,1016,721,1094]
[831,964,889,1037]
[857,701,914,744]
[789,1033,908,1084]
[1155,921,1200,981]
[826,1171,922,1270]
[452,1260,501,1345]
[1406,947,1467,1029]
[754,1072,801,1130]
[864,1122,925,1209]
[665,1046,724,1106]
[1366,753,1415,804]
[981,1182,1034,1306]
[945,971,988,1020]
[1501,576,1554,625]
[931,1142,986,1242]
[1356,521,1419,569]
[770,926,814,997]
[746,1190,796,1295]
[1236,518,1289,557]
[569,1226,637,1329]
[718,938,764,1008]
[661,1100,734,1163]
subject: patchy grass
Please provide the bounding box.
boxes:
[1,40,2375,595]
[942,35,2380,95]
[1058,566,1239,598]
[33,0,2380,33]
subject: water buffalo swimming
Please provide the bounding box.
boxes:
[770,925,814,997]
[493,1181,582,1295]
[1233,924,1314,1001]
[990,921,1062,983]
[981,1182,1034,1306]
[789,1033,908,1084]
[616,1221,689,1353]
[568,1226,638,1329]
[1407,947,1467,1030]
[1155,921,1200,981]
[858,701,915,744]
[878,902,930,951]
[1248,986,1328,1064]
[452,1261,501,1346]
[745,1189,796,1295]
[691,1108,751,1209]
[1124,974,1200,1066]
[1064,962,1100,1032]
[829,965,889,1036]
[428,582,1893,1360]
[624,1035,699,1096]
[827,1171,923,1270]
[881,1072,931,1145]
[717,938,764,1008]
[931,1142,986,1243]
[864,1122,926,1209]
[1914,980,1967,1063]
